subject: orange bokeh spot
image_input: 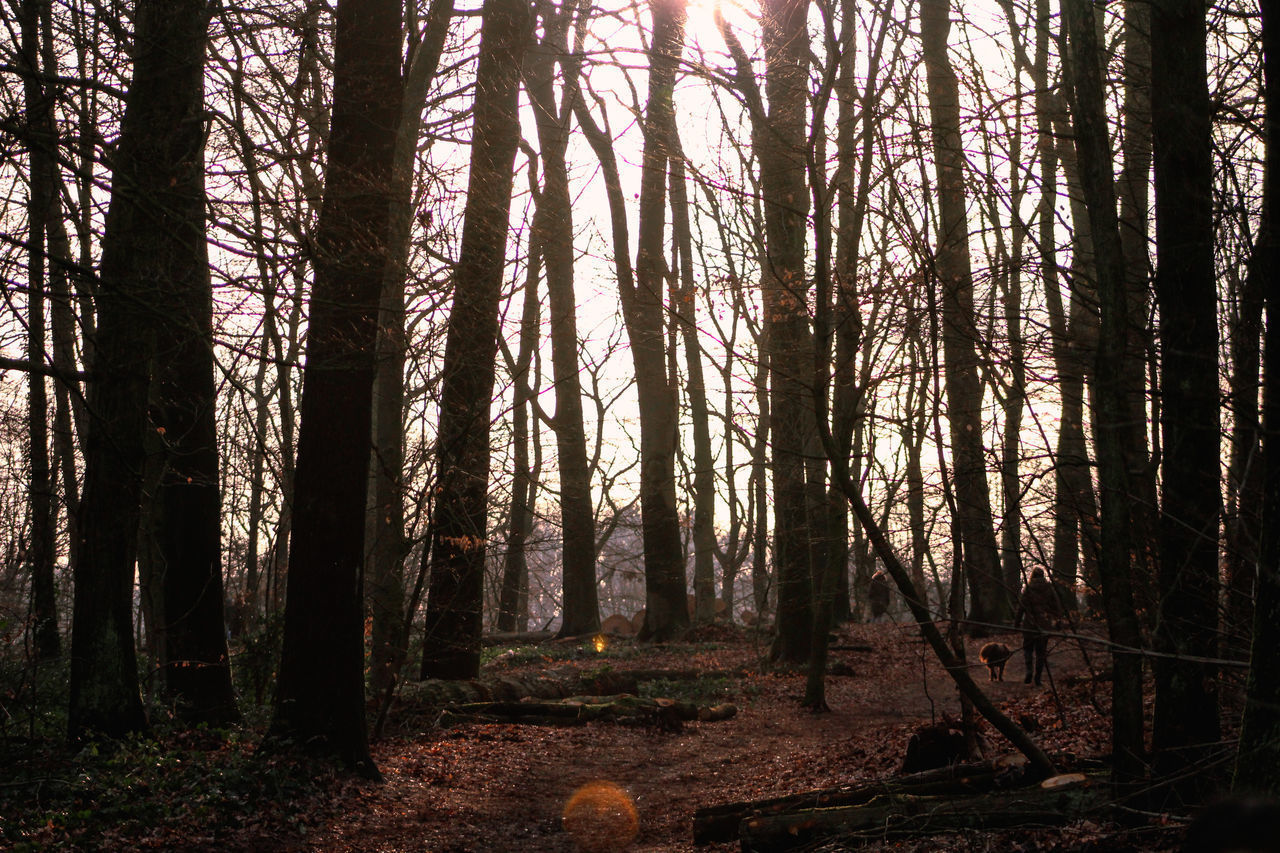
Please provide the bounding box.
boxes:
[562,780,638,852]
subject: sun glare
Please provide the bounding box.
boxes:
[686,0,757,49]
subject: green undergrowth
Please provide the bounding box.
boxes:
[0,724,334,850]
[638,674,758,707]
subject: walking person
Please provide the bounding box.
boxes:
[1014,567,1061,685]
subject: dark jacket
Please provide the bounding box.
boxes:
[1015,575,1061,633]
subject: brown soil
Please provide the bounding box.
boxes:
[255,620,1173,852]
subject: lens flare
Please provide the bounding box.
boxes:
[562,780,638,852]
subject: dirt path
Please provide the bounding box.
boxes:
[283,622,1112,853]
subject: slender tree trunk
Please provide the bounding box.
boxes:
[420,0,531,678]
[1149,0,1221,799]
[1048,110,1102,607]
[1225,222,1266,653]
[271,0,403,776]
[528,0,599,637]
[668,135,716,624]
[920,0,1008,628]
[21,0,59,660]
[43,3,86,582]
[1061,0,1147,790]
[498,256,540,634]
[367,0,453,696]
[752,349,771,620]
[1234,0,1280,795]
[629,0,690,642]
[1035,15,1083,599]
[1116,0,1160,605]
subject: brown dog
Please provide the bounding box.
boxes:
[979,642,1012,682]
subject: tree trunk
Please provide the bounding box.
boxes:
[133,0,238,726]
[757,0,814,663]
[1061,0,1147,790]
[528,0,600,638]
[629,0,690,642]
[668,134,717,624]
[366,0,453,696]
[1235,0,1280,795]
[498,245,540,634]
[1116,0,1160,610]
[69,0,222,742]
[420,0,531,679]
[1150,0,1221,800]
[20,0,59,660]
[270,0,404,776]
[919,0,1009,628]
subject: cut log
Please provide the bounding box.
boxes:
[736,773,1109,852]
[693,762,1005,845]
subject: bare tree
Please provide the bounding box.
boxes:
[420,0,532,678]
[271,0,405,775]
[527,0,600,638]
[1150,0,1221,800]
[19,0,59,660]
[1061,0,1146,789]
[919,0,1008,629]
[1235,0,1280,796]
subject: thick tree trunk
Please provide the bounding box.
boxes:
[271,0,404,776]
[1149,0,1221,800]
[759,0,814,663]
[919,0,1008,628]
[420,0,531,679]
[139,0,238,725]
[69,0,218,741]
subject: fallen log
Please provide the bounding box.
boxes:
[693,762,1006,845]
[395,669,640,715]
[481,630,557,646]
[737,772,1109,852]
[438,695,738,730]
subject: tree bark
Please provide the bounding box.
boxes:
[367,0,454,697]
[20,0,59,660]
[270,0,404,776]
[69,0,217,742]
[1061,0,1147,790]
[420,0,531,679]
[757,0,814,663]
[628,0,691,642]
[668,132,717,624]
[919,0,1009,628]
[1150,0,1222,800]
[737,776,1108,852]
[139,0,238,726]
[527,0,600,638]
[1235,0,1280,796]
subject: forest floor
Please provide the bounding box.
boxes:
[3,620,1198,851]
